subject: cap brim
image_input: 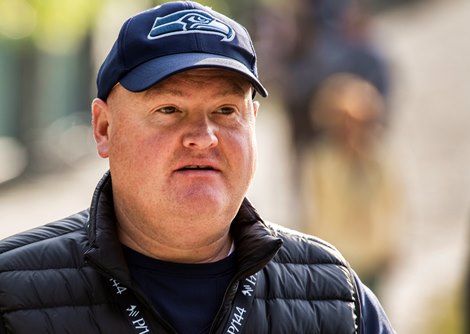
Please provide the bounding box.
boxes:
[119,52,268,98]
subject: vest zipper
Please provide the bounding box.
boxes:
[208,264,265,334]
[209,279,239,333]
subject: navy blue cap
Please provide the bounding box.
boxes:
[96,1,268,100]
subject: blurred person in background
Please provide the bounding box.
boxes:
[0,1,394,333]
[256,0,390,165]
[301,73,402,293]
[255,0,397,297]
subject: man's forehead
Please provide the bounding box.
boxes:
[145,68,252,96]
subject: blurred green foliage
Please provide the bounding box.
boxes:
[0,0,245,53]
[425,283,465,334]
[0,0,103,53]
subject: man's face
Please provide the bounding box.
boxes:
[93,69,259,235]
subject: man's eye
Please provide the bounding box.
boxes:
[157,106,178,114]
[217,107,236,115]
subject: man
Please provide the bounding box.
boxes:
[0,1,395,333]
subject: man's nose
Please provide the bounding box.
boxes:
[182,115,219,149]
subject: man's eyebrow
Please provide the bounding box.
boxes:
[215,83,247,98]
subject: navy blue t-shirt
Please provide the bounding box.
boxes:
[124,246,237,334]
[124,246,394,334]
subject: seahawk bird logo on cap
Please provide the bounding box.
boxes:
[148,9,235,42]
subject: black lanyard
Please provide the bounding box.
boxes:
[109,278,153,334]
[221,272,259,334]
[109,271,259,334]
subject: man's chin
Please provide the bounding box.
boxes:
[172,190,234,215]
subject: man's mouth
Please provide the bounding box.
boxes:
[177,165,216,171]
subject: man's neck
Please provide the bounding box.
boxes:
[118,225,233,263]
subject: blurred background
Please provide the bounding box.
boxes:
[0,0,469,332]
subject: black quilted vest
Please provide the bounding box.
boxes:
[0,172,360,333]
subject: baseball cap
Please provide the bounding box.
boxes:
[96,1,268,100]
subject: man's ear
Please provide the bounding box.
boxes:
[253,100,260,117]
[91,98,111,158]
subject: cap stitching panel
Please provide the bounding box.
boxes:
[119,17,135,70]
